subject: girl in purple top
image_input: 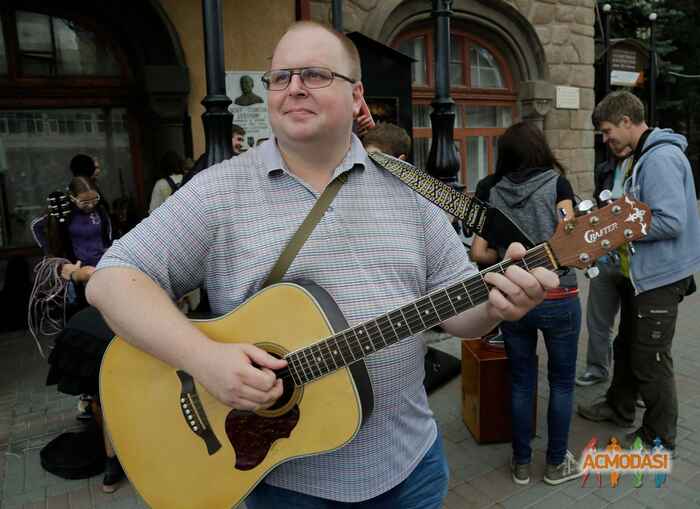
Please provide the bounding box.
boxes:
[42,176,123,492]
[48,176,112,296]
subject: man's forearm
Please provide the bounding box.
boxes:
[86,267,211,375]
[441,303,501,339]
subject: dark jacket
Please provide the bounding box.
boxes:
[593,159,616,207]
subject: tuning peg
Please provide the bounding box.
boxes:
[584,266,600,279]
[577,200,594,214]
[628,244,636,256]
[598,189,613,204]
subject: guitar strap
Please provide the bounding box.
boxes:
[368,151,534,248]
[261,173,348,288]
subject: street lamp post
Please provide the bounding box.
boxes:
[602,3,612,96]
[332,0,343,32]
[201,0,233,167]
[426,0,460,188]
[649,12,658,126]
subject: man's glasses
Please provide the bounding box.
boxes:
[261,67,356,91]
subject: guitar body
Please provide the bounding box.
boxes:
[100,281,373,509]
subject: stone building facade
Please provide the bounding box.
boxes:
[310,0,597,194]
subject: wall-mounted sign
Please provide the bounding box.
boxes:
[555,86,580,110]
[611,48,638,72]
[611,70,643,88]
[225,71,271,150]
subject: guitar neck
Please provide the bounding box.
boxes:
[284,243,558,386]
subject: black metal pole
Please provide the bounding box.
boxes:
[602,3,611,96]
[201,0,233,167]
[332,0,343,32]
[649,12,657,126]
[426,0,460,187]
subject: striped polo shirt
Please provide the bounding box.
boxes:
[97,135,475,502]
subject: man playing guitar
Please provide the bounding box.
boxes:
[87,21,557,508]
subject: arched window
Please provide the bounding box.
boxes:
[15,11,121,77]
[0,7,138,250]
[394,27,517,192]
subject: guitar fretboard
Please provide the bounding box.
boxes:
[282,243,557,386]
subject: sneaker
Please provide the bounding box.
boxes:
[575,371,608,387]
[577,400,634,427]
[511,458,531,485]
[544,451,584,485]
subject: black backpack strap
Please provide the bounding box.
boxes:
[165,176,179,194]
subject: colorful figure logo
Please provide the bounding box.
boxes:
[580,435,671,488]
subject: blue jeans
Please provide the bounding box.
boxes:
[245,433,448,509]
[501,296,581,466]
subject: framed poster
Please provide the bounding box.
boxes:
[225,71,272,150]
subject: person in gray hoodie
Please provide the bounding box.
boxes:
[578,91,700,455]
[470,122,583,486]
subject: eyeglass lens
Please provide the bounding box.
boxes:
[266,68,333,90]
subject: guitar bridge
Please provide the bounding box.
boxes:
[176,370,221,455]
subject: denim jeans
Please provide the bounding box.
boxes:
[244,433,448,509]
[501,296,581,466]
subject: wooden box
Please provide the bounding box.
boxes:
[461,339,537,444]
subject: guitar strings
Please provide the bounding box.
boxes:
[284,251,554,383]
[285,251,554,381]
[282,249,554,385]
[280,256,555,384]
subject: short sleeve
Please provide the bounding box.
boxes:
[97,180,211,300]
[421,197,477,293]
[556,176,575,203]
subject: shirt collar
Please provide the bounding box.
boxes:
[261,134,368,178]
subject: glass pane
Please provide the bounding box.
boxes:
[53,17,120,76]
[466,136,488,193]
[450,63,463,86]
[450,35,463,86]
[398,36,427,86]
[412,104,431,128]
[414,138,431,171]
[469,46,505,89]
[17,11,54,75]
[0,108,135,248]
[0,21,7,74]
[17,11,52,53]
[454,105,464,128]
[465,106,513,128]
[454,141,464,185]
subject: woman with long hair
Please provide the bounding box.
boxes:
[470,121,582,486]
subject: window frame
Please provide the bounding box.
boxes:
[0,5,131,99]
[392,26,518,189]
[0,4,144,254]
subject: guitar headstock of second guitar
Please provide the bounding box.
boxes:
[547,194,651,273]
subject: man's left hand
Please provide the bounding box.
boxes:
[483,243,559,322]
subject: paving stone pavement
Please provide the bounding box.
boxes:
[1,272,699,508]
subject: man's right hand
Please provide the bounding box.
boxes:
[192,342,288,411]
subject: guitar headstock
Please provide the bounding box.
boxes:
[47,191,71,223]
[548,196,651,270]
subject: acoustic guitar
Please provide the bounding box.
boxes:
[100,195,651,508]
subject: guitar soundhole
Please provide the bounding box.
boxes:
[268,367,295,411]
